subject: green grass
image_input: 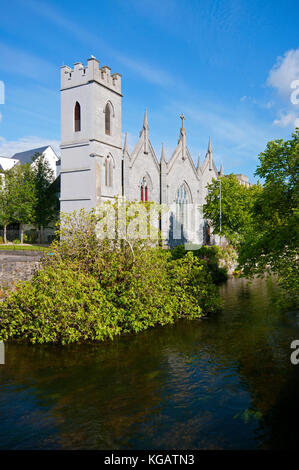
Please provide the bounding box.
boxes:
[0,244,49,252]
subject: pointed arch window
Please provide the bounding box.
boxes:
[176,183,189,228]
[140,177,148,202]
[105,155,112,187]
[74,101,81,132]
[105,103,111,135]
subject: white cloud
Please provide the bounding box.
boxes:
[0,136,60,158]
[267,48,299,98]
[295,118,299,128]
[273,112,298,128]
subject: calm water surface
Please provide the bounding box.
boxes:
[0,276,299,450]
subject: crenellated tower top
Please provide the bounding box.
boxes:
[60,56,122,94]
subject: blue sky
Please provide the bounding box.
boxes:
[0,0,298,181]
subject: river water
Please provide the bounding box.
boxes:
[0,276,298,450]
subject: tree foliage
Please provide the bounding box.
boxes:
[203,174,262,244]
[204,129,299,308]
[32,152,58,242]
[0,154,59,243]
[5,164,37,243]
[238,129,299,307]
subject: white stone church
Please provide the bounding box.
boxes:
[60,56,229,247]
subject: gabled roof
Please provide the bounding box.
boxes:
[12,146,50,165]
[167,138,199,180]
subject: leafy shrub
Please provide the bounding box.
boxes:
[171,244,228,284]
[12,239,21,244]
[170,244,187,260]
[0,236,3,244]
[0,205,222,344]
[0,262,122,345]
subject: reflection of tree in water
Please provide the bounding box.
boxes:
[1,276,298,449]
[2,337,170,449]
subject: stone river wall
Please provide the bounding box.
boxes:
[0,250,44,289]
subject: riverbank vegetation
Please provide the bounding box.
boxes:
[171,244,232,284]
[0,204,222,344]
[204,129,299,309]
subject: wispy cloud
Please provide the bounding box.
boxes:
[0,136,60,158]
[267,48,299,98]
[0,42,56,81]
[267,48,299,129]
[273,112,298,127]
[115,55,175,87]
[23,0,177,88]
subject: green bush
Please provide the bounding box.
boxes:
[0,206,222,344]
[193,246,228,284]
[0,236,4,244]
[170,244,228,284]
[12,239,21,244]
[0,262,122,345]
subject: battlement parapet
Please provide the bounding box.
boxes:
[60,56,122,94]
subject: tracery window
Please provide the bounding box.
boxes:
[105,155,112,187]
[140,177,148,202]
[176,183,189,228]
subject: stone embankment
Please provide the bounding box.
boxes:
[0,250,44,289]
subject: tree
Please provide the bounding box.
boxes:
[238,129,299,306]
[32,152,58,243]
[6,164,37,243]
[0,173,14,243]
[203,128,299,308]
[203,174,262,245]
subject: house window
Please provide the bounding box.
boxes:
[74,102,81,132]
[105,156,112,187]
[105,103,111,135]
[140,177,148,202]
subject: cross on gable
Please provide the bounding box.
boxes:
[180,113,185,129]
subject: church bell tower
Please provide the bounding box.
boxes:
[60,56,123,214]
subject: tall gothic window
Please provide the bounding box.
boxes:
[105,155,112,187]
[140,177,148,202]
[176,184,189,228]
[74,101,81,132]
[105,103,111,135]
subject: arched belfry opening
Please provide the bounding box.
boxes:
[74,101,81,132]
[105,102,111,135]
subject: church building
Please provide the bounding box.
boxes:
[60,56,225,246]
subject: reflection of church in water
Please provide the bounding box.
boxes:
[60,56,231,246]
